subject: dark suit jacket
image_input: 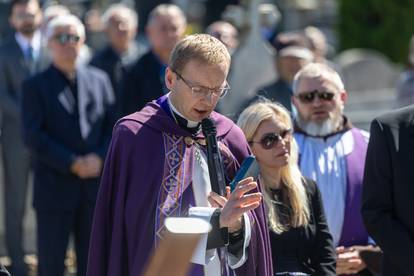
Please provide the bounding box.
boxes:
[0,34,49,127]
[21,65,116,211]
[362,105,414,276]
[120,49,165,116]
[269,179,336,276]
[89,43,143,112]
[241,79,293,115]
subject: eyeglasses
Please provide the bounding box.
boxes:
[53,33,81,45]
[173,70,230,101]
[296,91,336,103]
[250,129,292,150]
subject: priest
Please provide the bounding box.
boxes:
[86,34,273,276]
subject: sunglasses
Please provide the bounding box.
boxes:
[53,33,81,45]
[250,129,292,150]
[296,91,336,103]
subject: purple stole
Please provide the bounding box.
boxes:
[338,128,370,247]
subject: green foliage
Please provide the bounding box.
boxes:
[338,0,414,64]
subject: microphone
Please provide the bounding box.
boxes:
[201,118,227,196]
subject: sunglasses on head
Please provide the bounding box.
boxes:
[296,91,335,103]
[250,129,292,150]
[53,33,80,45]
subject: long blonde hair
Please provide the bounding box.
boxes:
[237,100,309,233]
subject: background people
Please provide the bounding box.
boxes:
[292,63,379,275]
[21,14,115,276]
[120,4,187,116]
[0,0,48,275]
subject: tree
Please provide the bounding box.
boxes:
[338,0,414,64]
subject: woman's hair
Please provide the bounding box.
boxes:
[237,100,309,233]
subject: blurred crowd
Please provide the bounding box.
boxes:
[0,0,412,276]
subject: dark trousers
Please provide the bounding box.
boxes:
[36,203,95,276]
[1,123,31,275]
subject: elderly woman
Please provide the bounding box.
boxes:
[237,101,336,276]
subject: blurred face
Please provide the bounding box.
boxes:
[146,14,186,53]
[166,60,229,122]
[9,0,42,36]
[208,23,238,53]
[48,25,84,65]
[277,56,309,84]
[106,12,136,52]
[292,76,347,135]
[250,118,292,170]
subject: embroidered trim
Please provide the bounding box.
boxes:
[155,133,187,244]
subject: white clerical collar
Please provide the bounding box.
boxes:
[167,92,200,128]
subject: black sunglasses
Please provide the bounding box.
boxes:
[296,91,335,103]
[53,33,80,45]
[250,129,292,150]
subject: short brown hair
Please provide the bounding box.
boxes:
[169,34,231,74]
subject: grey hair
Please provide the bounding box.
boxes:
[46,14,85,40]
[43,4,70,23]
[292,62,344,94]
[147,4,186,26]
[102,3,138,29]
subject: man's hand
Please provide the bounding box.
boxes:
[336,246,367,275]
[83,153,103,177]
[208,177,262,233]
[70,153,103,179]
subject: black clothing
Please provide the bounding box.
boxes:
[120,50,166,116]
[90,44,142,118]
[242,79,293,114]
[269,179,336,276]
[362,105,414,276]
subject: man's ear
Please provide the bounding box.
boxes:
[340,90,348,103]
[291,95,298,108]
[165,67,175,90]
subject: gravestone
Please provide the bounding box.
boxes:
[218,0,278,119]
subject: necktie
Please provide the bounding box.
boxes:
[26,45,35,73]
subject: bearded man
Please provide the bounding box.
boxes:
[292,63,379,276]
[0,1,49,275]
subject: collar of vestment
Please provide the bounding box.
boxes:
[117,94,235,140]
[294,115,353,139]
[165,93,201,135]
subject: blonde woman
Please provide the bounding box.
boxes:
[237,101,336,276]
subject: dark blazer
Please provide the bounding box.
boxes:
[0,264,10,276]
[0,34,49,120]
[21,65,116,211]
[241,79,293,115]
[362,105,414,276]
[89,43,143,112]
[120,49,166,116]
[269,179,336,276]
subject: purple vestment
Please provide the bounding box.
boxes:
[86,97,273,276]
[338,128,369,247]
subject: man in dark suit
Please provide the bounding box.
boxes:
[242,32,313,113]
[21,14,115,276]
[90,3,144,118]
[0,0,49,275]
[362,106,414,276]
[120,3,186,116]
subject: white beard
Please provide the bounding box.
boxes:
[297,114,343,137]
